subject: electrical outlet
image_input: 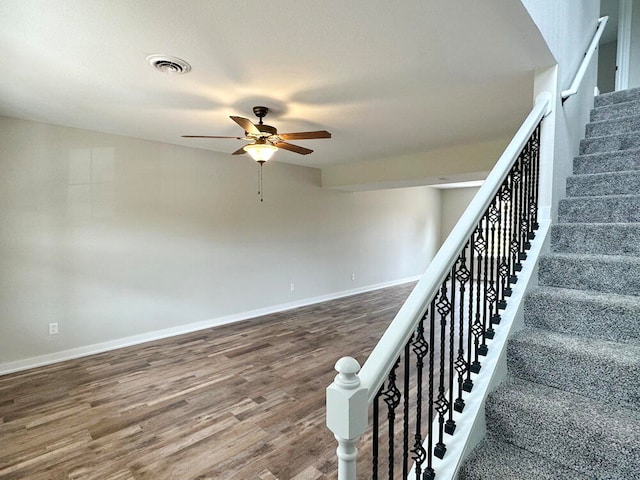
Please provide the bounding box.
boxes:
[48,322,59,335]
[290,283,295,292]
[351,273,356,281]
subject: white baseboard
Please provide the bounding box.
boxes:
[0,276,421,376]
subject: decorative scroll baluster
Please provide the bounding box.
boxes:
[446,265,457,434]
[402,338,411,479]
[467,231,479,377]
[480,207,491,347]
[521,144,532,253]
[411,318,430,480]
[498,181,511,307]
[514,155,525,273]
[473,225,488,361]
[530,125,541,232]
[426,304,436,478]
[454,249,470,410]
[434,282,451,458]
[486,199,500,339]
[381,360,401,478]
[509,162,522,283]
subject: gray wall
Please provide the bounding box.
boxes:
[440,187,481,245]
[598,40,618,93]
[0,115,441,369]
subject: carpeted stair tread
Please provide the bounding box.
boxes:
[580,131,640,155]
[484,377,640,479]
[539,252,640,295]
[550,222,640,256]
[573,148,640,174]
[595,86,640,107]
[566,170,640,196]
[558,194,640,223]
[585,114,640,138]
[525,286,640,343]
[457,436,585,480]
[507,327,640,410]
[591,99,640,122]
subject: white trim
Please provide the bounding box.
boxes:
[0,275,420,376]
[615,0,632,91]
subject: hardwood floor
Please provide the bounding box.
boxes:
[0,283,415,479]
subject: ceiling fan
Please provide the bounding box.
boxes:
[182,106,331,162]
[182,106,331,202]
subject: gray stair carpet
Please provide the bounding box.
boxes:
[458,87,640,479]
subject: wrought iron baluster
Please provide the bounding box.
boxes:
[425,304,436,479]
[510,160,523,281]
[382,359,401,479]
[486,199,500,339]
[373,387,380,480]
[403,338,411,479]
[434,281,452,458]
[520,143,532,253]
[411,317,429,480]
[498,181,511,305]
[466,232,479,379]
[446,265,457,435]
[479,208,491,349]
[454,249,470,411]
[474,224,488,358]
[530,124,541,232]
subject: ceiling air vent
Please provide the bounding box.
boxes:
[146,54,191,75]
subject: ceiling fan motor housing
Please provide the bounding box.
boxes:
[256,124,277,136]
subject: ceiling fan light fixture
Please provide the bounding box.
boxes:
[243,143,278,162]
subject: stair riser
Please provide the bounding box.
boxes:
[585,116,640,138]
[538,255,640,295]
[550,224,640,256]
[591,100,640,122]
[525,289,640,343]
[566,172,640,196]
[580,133,640,155]
[595,87,640,107]
[507,337,640,410]
[558,196,640,223]
[573,150,640,174]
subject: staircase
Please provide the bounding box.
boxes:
[458,88,640,479]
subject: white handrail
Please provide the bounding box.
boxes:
[358,92,552,402]
[561,16,608,101]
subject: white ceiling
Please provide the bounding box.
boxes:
[0,0,552,169]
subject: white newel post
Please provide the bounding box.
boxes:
[326,357,369,480]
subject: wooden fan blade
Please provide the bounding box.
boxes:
[232,146,247,155]
[278,130,332,140]
[275,142,313,155]
[230,116,260,135]
[182,135,244,139]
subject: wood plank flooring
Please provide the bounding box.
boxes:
[0,283,415,479]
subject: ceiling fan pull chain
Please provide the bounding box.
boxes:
[258,161,265,202]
